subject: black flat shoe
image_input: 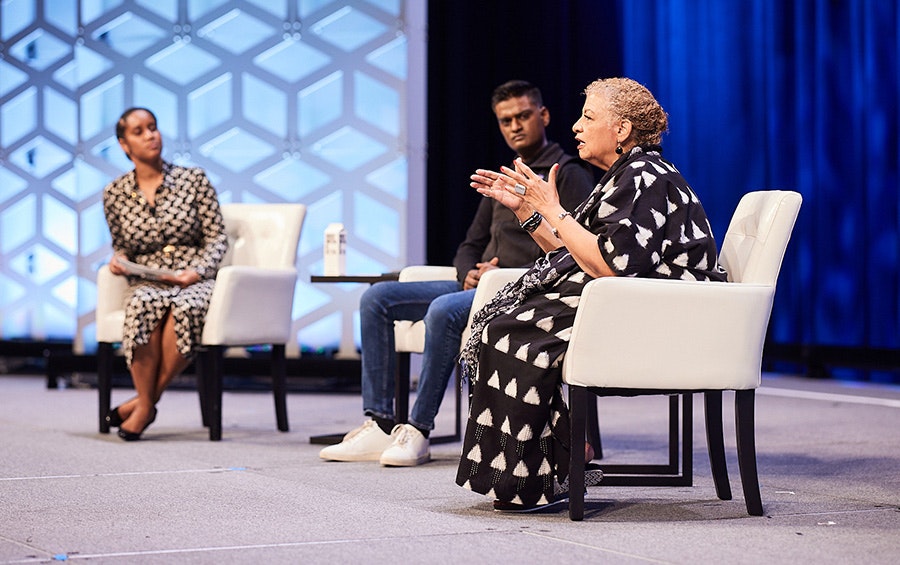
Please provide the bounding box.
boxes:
[493,464,604,513]
[492,493,569,513]
[117,408,157,442]
[105,406,125,428]
[117,428,144,441]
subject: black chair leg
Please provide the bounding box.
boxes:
[568,385,587,521]
[194,351,210,427]
[704,391,732,501]
[97,342,113,433]
[394,351,410,424]
[735,389,763,515]
[429,365,466,445]
[453,367,462,441]
[272,344,289,432]
[586,395,603,460]
[205,345,224,441]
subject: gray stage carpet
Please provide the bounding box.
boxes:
[1,373,898,564]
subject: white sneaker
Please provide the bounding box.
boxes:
[319,420,393,462]
[379,424,431,467]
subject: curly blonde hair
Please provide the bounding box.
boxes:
[584,77,668,145]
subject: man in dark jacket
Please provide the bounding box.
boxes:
[320,80,594,466]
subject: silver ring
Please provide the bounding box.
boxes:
[514,183,527,195]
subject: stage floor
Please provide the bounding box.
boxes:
[1,373,898,564]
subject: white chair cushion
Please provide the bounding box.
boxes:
[394,320,427,353]
[200,266,298,345]
[95,265,128,343]
[719,190,802,285]
[562,277,774,390]
[397,265,457,283]
[220,203,304,269]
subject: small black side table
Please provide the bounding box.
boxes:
[310,273,400,284]
[308,272,400,445]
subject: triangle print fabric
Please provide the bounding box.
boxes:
[455,268,583,507]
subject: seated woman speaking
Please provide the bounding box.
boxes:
[457,77,727,512]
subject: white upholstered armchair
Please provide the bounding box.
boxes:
[96,203,306,441]
[563,190,802,519]
[392,265,459,441]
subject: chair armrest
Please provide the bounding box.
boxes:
[471,268,528,311]
[562,278,775,390]
[398,265,458,282]
[201,266,298,345]
[390,265,458,353]
[96,265,130,343]
[460,268,528,348]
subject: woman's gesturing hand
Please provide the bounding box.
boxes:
[470,168,526,212]
[498,158,560,215]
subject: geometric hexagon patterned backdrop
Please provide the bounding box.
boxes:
[0,0,426,356]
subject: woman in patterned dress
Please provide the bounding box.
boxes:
[102,108,227,441]
[457,78,728,511]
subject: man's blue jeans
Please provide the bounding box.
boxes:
[359,279,474,431]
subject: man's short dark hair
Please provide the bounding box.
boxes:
[491,80,543,110]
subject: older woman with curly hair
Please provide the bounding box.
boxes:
[458,77,727,511]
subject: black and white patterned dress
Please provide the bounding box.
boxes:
[103,162,228,367]
[456,146,728,507]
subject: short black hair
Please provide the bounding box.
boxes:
[115,107,157,140]
[491,80,543,110]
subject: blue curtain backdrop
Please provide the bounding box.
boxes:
[620,0,899,380]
